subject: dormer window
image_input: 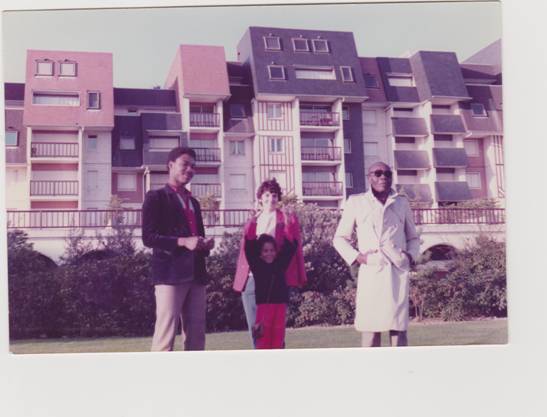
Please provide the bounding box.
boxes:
[268,65,286,81]
[60,61,77,77]
[340,66,354,82]
[311,39,329,53]
[470,103,487,117]
[36,60,53,76]
[292,38,309,52]
[264,36,281,51]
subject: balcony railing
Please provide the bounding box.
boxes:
[300,111,340,127]
[412,208,506,225]
[194,147,221,163]
[301,147,342,161]
[30,180,78,196]
[191,183,222,198]
[31,142,78,158]
[5,208,506,229]
[302,181,343,196]
[189,112,220,128]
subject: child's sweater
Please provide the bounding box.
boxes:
[244,236,297,304]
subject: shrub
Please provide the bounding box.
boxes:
[293,291,332,327]
[7,230,62,338]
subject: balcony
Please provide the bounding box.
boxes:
[300,111,340,128]
[392,117,428,137]
[191,183,222,199]
[194,148,221,163]
[433,148,469,168]
[301,147,342,163]
[30,180,79,196]
[302,181,343,196]
[189,112,221,128]
[30,142,78,158]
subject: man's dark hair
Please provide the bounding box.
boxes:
[256,178,283,200]
[167,147,196,169]
[257,234,277,252]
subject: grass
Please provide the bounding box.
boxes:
[9,318,507,354]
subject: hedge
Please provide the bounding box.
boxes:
[7,205,507,339]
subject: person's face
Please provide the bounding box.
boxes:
[259,190,279,211]
[260,242,277,264]
[168,153,195,186]
[368,163,393,193]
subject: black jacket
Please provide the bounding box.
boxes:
[142,185,209,285]
[244,238,297,304]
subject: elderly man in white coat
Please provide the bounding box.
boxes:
[333,161,420,347]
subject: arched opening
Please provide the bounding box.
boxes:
[423,244,457,261]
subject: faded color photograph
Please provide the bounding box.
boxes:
[1,1,505,354]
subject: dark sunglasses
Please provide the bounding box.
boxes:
[370,169,393,178]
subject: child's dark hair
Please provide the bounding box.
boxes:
[256,178,283,200]
[257,234,277,252]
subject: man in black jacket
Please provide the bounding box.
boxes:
[142,147,214,351]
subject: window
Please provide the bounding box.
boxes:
[87,135,98,151]
[467,172,482,189]
[33,92,80,106]
[364,142,379,156]
[266,103,283,119]
[363,110,377,125]
[230,140,245,156]
[119,136,136,150]
[230,104,246,119]
[295,67,336,80]
[36,60,53,76]
[398,170,418,176]
[5,131,18,147]
[340,66,354,82]
[464,140,480,157]
[263,36,281,51]
[149,137,179,151]
[87,91,101,109]
[59,61,77,77]
[345,172,353,188]
[344,138,352,154]
[470,103,487,117]
[229,174,246,190]
[433,104,451,110]
[342,106,350,120]
[387,74,414,87]
[292,38,309,52]
[268,65,285,80]
[436,168,456,174]
[364,73,379,88]
[269,137,284,153]
[86,170,98,192]
[117,174,137,192]
[434,134,453,142]
[395,137,416,144]
[190,103,214,113]
[393,107,414,113]
[311,39,329,53]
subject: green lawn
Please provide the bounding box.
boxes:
[10,318,507,354]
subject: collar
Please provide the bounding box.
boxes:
[167,183,192,197]
[365,188,398,205]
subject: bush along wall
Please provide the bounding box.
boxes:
[7,205,506,339]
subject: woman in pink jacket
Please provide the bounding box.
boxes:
[233,178,307,347]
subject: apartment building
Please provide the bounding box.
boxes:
[3,29,503,211]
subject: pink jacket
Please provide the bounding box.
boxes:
[233,209,307,292]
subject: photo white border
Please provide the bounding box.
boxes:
[1,1,546,416]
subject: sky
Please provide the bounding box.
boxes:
[1,1,501,88]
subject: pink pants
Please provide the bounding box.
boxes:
[255,303,286,349]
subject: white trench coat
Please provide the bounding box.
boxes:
[333,190,420,332]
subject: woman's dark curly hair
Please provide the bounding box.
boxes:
[256,178,283,200]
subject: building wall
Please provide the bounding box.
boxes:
[82,130,112,208]
[23,50,114,128]
[5,109,27,164]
